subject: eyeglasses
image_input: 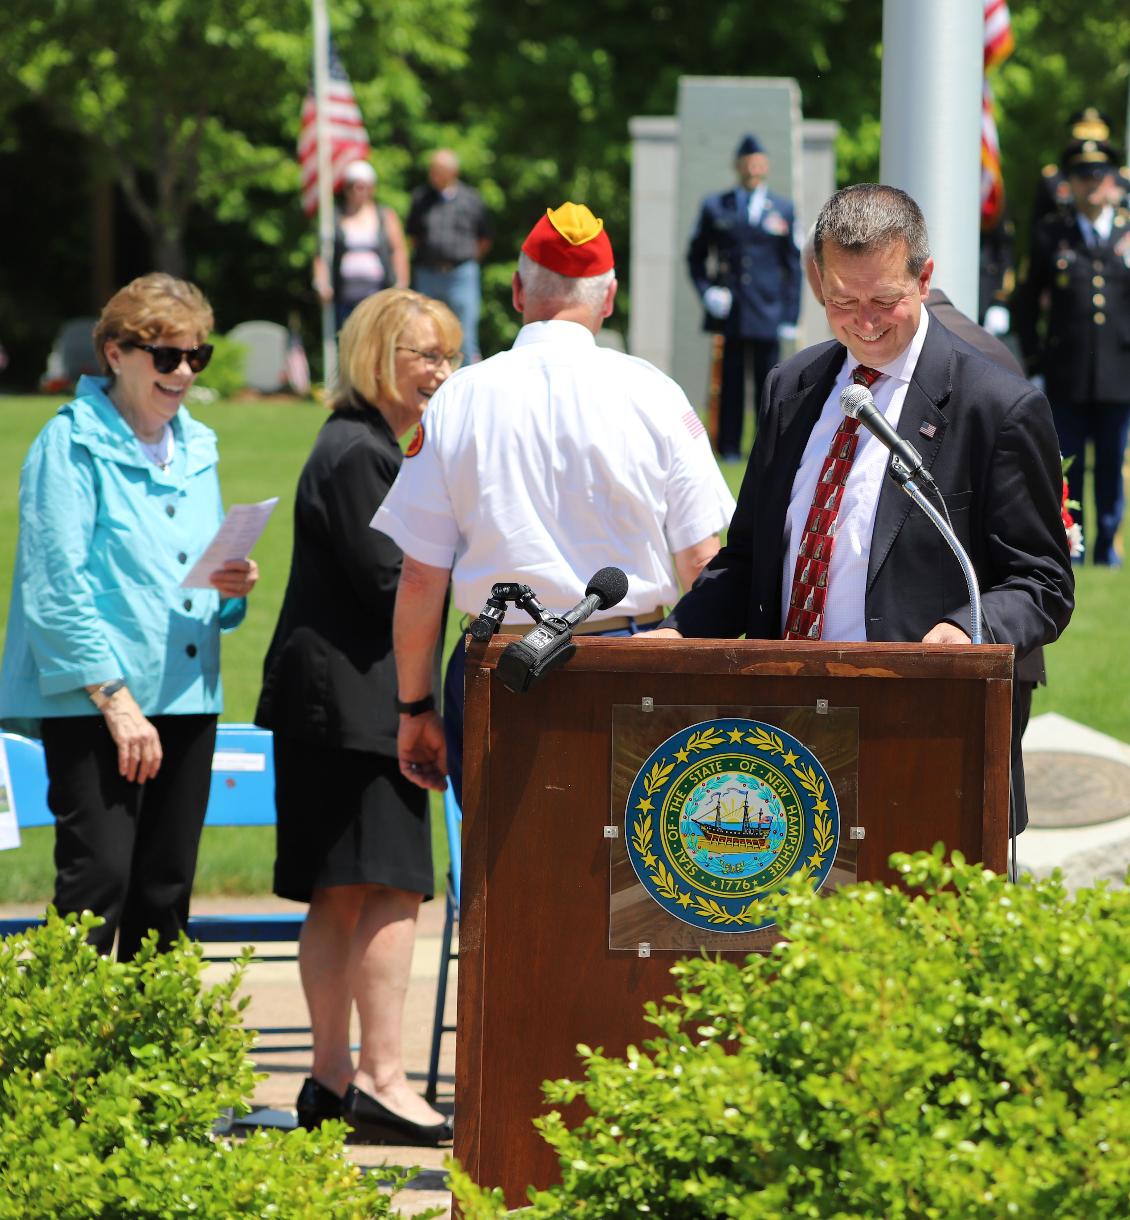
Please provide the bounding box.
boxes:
[397,346,463,370]
[123,342,214,375]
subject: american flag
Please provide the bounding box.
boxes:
[983,0,1014,68]
[681,407,706,440]
[297,40,371,218]
[980,0,1013,229]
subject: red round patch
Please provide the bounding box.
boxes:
[405,424,425,457]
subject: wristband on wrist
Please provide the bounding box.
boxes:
[395,693,435,716]
[91,678,127,707]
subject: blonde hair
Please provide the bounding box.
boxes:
[93,273,214,375]
[334,288,462,409]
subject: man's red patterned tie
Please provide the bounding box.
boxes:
[783,364,883,641]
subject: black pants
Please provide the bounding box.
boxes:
[41,713,218,960]
[718,336,779,458]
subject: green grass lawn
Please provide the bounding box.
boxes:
[0,397,1125,905]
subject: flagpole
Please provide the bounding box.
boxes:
[880,0,982,318]
[312,0,337,392]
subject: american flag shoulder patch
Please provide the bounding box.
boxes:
[681,408,706,439]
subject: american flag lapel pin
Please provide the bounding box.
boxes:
[919,421,937,439]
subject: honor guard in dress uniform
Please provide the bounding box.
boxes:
[1031,108,1130,225]
[687,133,801,460]
[376,202,736,804]
[1014,137,1130,567]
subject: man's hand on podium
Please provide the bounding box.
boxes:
[922,621,972,645]
[635,628,683,639]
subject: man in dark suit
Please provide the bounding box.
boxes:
[804,227,1048,751]
[1014,137,1130,567]
[657,183,1074,835]
[688,133,801,460]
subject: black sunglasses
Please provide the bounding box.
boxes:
[124,341,214,375]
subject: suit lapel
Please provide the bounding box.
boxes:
[768,344,844,469]
[867,318,953,591]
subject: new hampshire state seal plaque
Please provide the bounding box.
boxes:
[624,717,840,933]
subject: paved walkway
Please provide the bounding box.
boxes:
[195,895,457,1217]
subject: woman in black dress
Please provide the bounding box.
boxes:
[256,288,461,1144]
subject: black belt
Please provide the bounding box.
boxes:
[497,609,664,636]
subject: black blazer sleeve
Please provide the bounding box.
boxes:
[323,433,404,622]
[945,380,1073,657]
[255,410,409,753]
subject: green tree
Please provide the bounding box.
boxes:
[0,0,473,278]
[424,0,883,352]
[995,1,1130,252]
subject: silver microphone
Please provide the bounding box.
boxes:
[840,383,936,487]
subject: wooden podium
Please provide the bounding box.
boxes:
[455,637,1013,1204]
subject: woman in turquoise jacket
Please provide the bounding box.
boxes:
[0,273,258,959]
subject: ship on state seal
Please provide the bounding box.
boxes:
[692,788,773,853]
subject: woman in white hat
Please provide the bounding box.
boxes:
[313,160,410,327]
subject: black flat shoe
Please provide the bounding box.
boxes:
[342,1083,453,1146]
[296,1077,345,1130]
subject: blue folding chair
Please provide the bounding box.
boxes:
[0,731,51,826]
[0,724,304,952]
[425,780,462,1103]
[0,732,53,938]
[188,723,305,952]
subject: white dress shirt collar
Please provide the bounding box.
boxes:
[512,319,597,350]
[1077,205,1114,245]
[780,308,932,642]
[747,183,769,225]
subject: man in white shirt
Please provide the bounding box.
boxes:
[655,182,1074,836]
[373,202,735,802]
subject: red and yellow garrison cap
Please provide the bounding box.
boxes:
[521,202,614,277]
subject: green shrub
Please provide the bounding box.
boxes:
[193,332,249,400]
[0,911,437,1219]
[451,849,1130,1218]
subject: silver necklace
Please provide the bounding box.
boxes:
[137,424,174,471]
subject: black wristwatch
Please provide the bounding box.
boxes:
[92,678,127,705]
[395,693,436,716]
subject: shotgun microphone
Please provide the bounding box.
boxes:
[496,567,629,694]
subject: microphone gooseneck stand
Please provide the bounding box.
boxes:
[887,453,1017,878]
[885,455,983,645]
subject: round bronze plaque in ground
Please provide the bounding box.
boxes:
[1023,751,1130,828]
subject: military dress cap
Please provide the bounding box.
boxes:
[521,202,614,277]
[1062,138,1119,176]
[734,133,764,158]
[1067,107,1113,143]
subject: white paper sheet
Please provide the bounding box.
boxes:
[182,498,278,589]
[0,740,20,851]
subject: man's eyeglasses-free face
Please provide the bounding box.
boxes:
[123,342,215,375]
[397,346,463,370]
